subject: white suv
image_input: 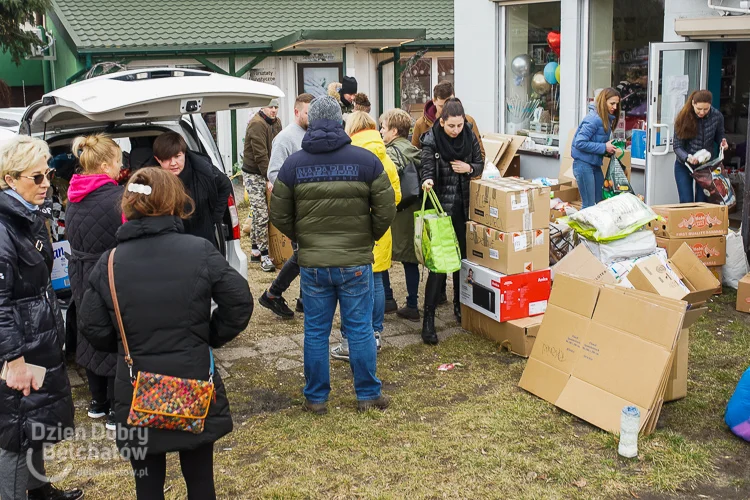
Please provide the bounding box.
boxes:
[16,67,284,280]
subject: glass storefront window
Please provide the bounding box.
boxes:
[504,1,562,152]
[437,58,455,85]
[588,0,664,147]
[400,57,432,118]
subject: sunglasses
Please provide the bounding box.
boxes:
[17,169,54,185]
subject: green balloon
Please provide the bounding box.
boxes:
[555,65,561,84]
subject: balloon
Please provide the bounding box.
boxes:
[547,31,561,57]
[544,62,559,85]
[555,65,561,84]
[531,72,551,95]
[511,54,532,77]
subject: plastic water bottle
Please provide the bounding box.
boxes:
[618,406,640,458]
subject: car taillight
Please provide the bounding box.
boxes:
[227,194,241,240]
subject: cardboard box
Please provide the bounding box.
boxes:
[268,223,294,269]
[481,133,526,177]
[665,328,689,402]
[736,274,750,313]
[469,178,550,232]
[627,243,720,305]
[656,236,726,267]
[551,244,616,284]
[51,241,71,292]
[466,222,549,275]
[648,203,728,239]
[459,259,551,323]
[709,266,723,295]
[519,274,688,435]
[461,305,541,357]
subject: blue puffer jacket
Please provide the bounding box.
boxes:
[673,107,724,164]
[571,103,615,167]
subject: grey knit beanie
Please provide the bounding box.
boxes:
[308,96,343,124]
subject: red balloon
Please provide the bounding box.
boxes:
[547,31,561,57]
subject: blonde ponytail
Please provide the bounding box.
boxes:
[72,134,121,174]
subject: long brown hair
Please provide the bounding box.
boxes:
[675,90,712,140]
[595,88,621,133]
[121,167,195,220]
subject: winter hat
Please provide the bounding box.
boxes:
[308,96,343,124]
[268,98,280,108]
[340,76,358,95]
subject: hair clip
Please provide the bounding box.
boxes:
[127,183,152,195]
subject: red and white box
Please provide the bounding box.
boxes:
[459,259,551,323]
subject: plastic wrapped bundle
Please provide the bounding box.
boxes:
[560,193,659,242]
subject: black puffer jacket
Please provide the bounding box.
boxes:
[66,176,123,376]
[0,191,74,453]
[673,107,725,164]
[178,151,233,249]
[79,216,252,455]
[420,123,484,219]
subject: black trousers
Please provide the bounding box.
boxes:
[86,369,115,404]
[424,208,467,309]
[130,443,216,500]
[269,242,299,298]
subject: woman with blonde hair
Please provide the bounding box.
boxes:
[80,167,252,499]
[67,133,124,430]
[673,89,728,203]
[0,136,81,500]
[329,111,401,361]
[571,87,621,208]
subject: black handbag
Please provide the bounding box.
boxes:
[389,145,420,211]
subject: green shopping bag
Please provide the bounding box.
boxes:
[602,146,634,200]
[414,190,462,274]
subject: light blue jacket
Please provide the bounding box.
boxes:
[571,103,615,167]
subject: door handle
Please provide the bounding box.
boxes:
[651,124,671,156]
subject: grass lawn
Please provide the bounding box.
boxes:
[50,206,750,499]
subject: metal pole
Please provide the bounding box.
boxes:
[394,47,401,109]
[229,55,238,167]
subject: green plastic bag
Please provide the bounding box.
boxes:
[414,190,462,274]
[602,147,634,200]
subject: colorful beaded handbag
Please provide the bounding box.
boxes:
[108,248,215,434]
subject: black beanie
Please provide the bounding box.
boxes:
[341,76,358,95]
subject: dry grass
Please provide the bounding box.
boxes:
[50,212,750,499]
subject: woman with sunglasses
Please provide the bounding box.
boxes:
[0,136,82,500]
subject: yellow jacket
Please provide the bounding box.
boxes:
[350,129,401,272]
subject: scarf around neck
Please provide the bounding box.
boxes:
[3,188,39,212]
[432,120,473,162]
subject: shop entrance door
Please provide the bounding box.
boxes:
[646,42,709,205]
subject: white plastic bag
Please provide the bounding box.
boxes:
[564,193,659,242]
[581,229,657,266]
[482,161,500,180]
[722,229,749,289]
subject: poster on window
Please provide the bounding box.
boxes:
[297,64,343,98]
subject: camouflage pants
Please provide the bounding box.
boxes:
[243,172,269,252]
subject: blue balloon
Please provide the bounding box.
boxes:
[544,62,559,85]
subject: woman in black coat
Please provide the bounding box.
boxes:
[420,98,483,345]
[66,134,124,429]
[79,167,252,500]
[0,136,81,500]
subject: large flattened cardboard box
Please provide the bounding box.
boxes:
[470,178,550,233]
[268,224,294,269]
[736,274,750,313]
[481,133,526,177]
[626,243,718,402]
[648,203,728,239]
[518,274,688,435]
[656,235,726,267]
[551,244,617,284]
[466,221,549,275]
[461,305,542,357]
[459,259,551,323]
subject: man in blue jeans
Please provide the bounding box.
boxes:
[269,96,396,414]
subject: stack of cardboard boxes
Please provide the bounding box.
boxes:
[460,178,552,357]
[647,203,728,294]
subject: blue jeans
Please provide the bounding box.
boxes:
[674,160,708,203]
[381,265,420,309]
[572,160,604,209]
[373,272,385,334]
[300,266,381,403]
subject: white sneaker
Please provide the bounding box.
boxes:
[260,255,276,272]
[331,343,350,361]
[375,333,382,352]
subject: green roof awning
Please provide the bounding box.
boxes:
[272,29,427,52]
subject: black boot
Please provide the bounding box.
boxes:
[421,306,439,345]
[28,483,84,500]
[454,302,462,324]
